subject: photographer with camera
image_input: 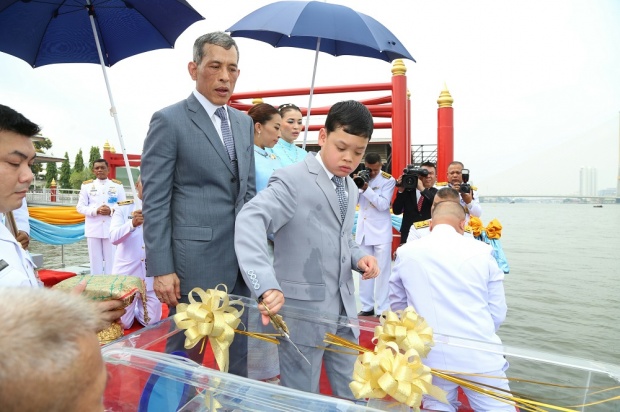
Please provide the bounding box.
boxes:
[446,161,481,221]
[354,153,395,317]
[392,161,437,244]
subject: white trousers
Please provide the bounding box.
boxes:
[87,237,116,275]
[358,242,392,314]
[422,369,515,411]
[120,289,163,329]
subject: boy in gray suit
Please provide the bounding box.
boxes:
[235,100,379,398]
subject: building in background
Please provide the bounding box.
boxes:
[579,167,597,196]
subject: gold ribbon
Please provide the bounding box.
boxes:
[173,285,244,373]
[465,216,484,237]
[374,307,434,358]
[350,344,447,410]
[485,218,502,239]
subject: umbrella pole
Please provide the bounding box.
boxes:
[87,6,137,200]
[302,38,321,151]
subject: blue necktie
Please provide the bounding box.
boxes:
[332,175,347,222]
[215,107,238,180]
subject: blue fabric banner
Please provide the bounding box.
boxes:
[29,218,85,245]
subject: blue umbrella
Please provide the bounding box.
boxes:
[227,0,415,148]
[0,0,204,196]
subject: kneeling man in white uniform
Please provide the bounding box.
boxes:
[110,176,161,329]
[390,201,513,411]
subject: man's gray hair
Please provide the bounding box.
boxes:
[0,288,100,411]
[193,31,239,64]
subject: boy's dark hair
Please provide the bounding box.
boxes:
[325,100,373,140]
[365,152,381,164]
[0,104,41,137]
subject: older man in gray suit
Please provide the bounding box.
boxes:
[235,101,379,398]
[141,32,255,376]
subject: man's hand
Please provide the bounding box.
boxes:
[154,273,181,307]
[396,176,405,193]
[357,255,380,280]
[71,280,126,332]
[97,205,111,216]
[131,209,144,228]
[16,230,29,250]
[460,191,473,205]
[258,289,285,326]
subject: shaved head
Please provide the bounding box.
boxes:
[430,201,466,234]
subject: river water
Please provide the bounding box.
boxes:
[30,203,619,390]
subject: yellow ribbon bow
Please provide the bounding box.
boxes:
[465,216,484,237]
[374,307,434,358]
[350,343,447,410]
[485,218,503,239]
[173,285,244,373]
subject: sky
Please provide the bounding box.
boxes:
[2,0,619,196]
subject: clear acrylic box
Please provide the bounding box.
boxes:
[102,295,620,411]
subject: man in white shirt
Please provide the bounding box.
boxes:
[355,153,395,317]
[446,161,481,222]
[76,158,126,275]
[389,201,512,411]
[110,176,161,329]
[0,105,41,287]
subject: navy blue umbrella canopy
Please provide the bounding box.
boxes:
[0,0,203,198]
[0,0,204,68]
[227,1,415,63]
[227,1,414,147]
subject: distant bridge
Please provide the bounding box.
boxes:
[480,195,619,204]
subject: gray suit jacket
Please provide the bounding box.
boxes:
[234,152,364,345]
[142,93,255,295]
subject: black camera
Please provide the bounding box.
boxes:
[354,169,371,188]
[459,169,471,193]
[396,165,429,190]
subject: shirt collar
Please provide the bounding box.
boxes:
[192,89,223,118]
[316,150,336,181]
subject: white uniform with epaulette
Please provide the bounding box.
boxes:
[109,198,162,329]
[76,178,126,274]
[356,170,396,315]
[0,223,40,287]
[406,218,474,243]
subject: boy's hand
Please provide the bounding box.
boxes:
[357,256,379,280]
[259,289,285,326]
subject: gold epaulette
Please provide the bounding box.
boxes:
[413,219,431,229]
[111,179,123,185]
[381,171,392,179]
[471,185,478,191]
[82,179,93,184]
[117,200,134,206]
[436,182,448,187]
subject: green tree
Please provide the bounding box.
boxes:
[45,161,58,188]
[88,146,102,170]
[70,169,93,189]
[73,149,85,173]
[59,152,71,188]
[30,136,53,178]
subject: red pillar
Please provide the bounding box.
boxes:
[391,59,409,179]
[436,84,454,182]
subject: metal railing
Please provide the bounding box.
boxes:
[26,188,81,206]
[411,144,437,166]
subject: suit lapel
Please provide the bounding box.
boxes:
[186,94,236,177]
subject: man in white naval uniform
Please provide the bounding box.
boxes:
[110,177,161,329]
[77,159,126,275]
[0,105,40,288]
[354,153,395,317]
[390,201,512,411]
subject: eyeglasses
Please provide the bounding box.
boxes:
[278,103,300,113]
